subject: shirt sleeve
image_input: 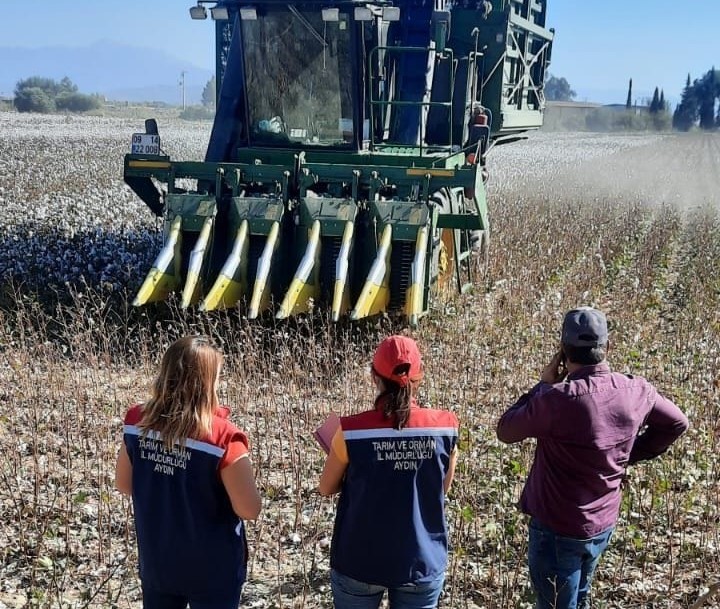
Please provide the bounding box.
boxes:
[330,428,349,464]
[219,429,250,469]
[496,382,555,443]
[123,404,143,426]
[628,389,689,464]
[451,413,460,450]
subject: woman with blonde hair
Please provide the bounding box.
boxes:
[319,335,459,609]
[115,336,261,609]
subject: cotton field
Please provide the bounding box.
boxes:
[0,110,719,609]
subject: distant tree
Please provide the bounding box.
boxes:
[650,111,672,132]
[649,87,660,114]
[659,89,666,112]
[201,76,217,108]
[544,75,576,101]
[585,106,667,132]
[16,77,59,96]
[14,86,56,113]
[673,73,698,131]
[180,105,215,121]
[14,76,99,114]
[697,68,718,130]
[56,92,102,112]
[626,78,633,109]
[59,76,78,95]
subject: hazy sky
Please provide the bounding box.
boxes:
[0,0,715,103]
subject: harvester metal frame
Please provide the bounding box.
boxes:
[123,0,553,326]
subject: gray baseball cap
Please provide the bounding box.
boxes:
[561,307,608,347]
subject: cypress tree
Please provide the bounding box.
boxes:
[659,90,666,112]
[626,78,633,109]
[711,68,720,128]
[673,73,698,131]
[650,87,660,114]
[698,68,717,130]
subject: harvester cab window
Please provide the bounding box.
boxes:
[241,7,353,147]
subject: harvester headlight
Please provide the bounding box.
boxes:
[211,6,229,20]
[382,6,400,21]
[354,7,373,21]
[189,3,208,19]
[239,6,258,20]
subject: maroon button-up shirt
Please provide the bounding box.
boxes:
[497,363,689,538]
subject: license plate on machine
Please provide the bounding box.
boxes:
[131,133,161,155]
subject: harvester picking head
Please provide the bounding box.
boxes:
[123,0,553,325]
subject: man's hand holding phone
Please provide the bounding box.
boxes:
[541,349,567,384]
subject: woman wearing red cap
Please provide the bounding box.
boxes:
[319,335,459,609]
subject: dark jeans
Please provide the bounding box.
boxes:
[141,583,243,609]
[528,518,613,609]
[330,569,445,609]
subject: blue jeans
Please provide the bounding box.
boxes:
[330,569,445,609]
[141,583,243,609]
[528,518,613,609]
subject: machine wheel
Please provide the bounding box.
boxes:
[436,228,456,296]
[429,188,461,300]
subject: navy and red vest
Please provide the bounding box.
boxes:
[123,405,249,599]
[331,404,459,587]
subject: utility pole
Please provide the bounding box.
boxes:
[179,71,187,110]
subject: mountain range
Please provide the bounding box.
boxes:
[0,40,676,109]
[0,40,213,105]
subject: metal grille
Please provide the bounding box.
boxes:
[319,236,343,305]
[389,240,414,311]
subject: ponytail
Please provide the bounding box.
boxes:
[373,363,416,430]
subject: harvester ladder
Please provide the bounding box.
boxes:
[369,46,455,153]
[454,227,475,295]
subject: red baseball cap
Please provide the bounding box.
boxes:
[372,335,424,388]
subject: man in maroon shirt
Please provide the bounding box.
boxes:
[497,307,688,609]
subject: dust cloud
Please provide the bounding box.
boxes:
[488,132,720,211]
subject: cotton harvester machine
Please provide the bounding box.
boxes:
[123,0,553,325]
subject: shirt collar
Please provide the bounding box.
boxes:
[215,406,231,419]
[374,395,419,411]
[566,362,611,381]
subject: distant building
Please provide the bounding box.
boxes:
[602,103,650,115]
[543,100,601,130]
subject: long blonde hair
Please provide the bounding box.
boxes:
[138,336,223,448]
